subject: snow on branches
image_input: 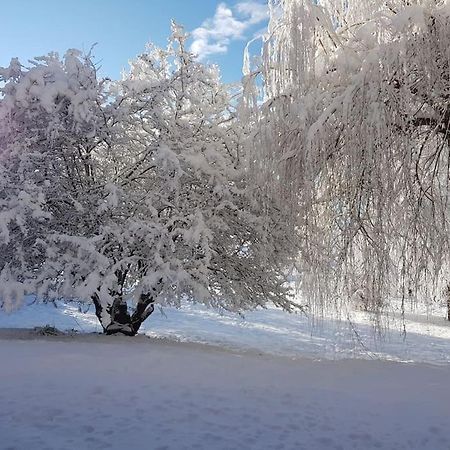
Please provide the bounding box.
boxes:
[0,24,299,334]
[246,0,450,314]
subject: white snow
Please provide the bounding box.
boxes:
[1,299,450,365]
[1,301,450,449]
[0,330,449,450]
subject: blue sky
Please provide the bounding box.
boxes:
[1,0,268,83]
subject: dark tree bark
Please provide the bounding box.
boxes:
[90,275,162,336]
[445,284,450,322]
[91,292,156,336]
[447,294,450,322]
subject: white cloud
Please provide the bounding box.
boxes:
[235,1,269,25]
[190,1,268,60]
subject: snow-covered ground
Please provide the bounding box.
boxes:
[1,298,450,364]
[1,301,450,449]
[0,331,449,450]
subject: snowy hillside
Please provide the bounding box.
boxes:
[1,299,450,365]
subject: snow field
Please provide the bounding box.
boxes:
[0,334,449,450]
[1,300,450,449]
[1,299,450,365]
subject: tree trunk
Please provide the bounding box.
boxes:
[91,292,156,336]
[105,298,135,336]
[447,295,450,322]
[445,284,450,322]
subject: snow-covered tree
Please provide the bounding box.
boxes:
[0,24,299,335]
[246,0,450,318]
[0,49,112,313]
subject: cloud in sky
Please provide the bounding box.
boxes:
[190,1,268,60]
[235,1,269,24]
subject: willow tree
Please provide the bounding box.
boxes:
[246,0,450,318]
